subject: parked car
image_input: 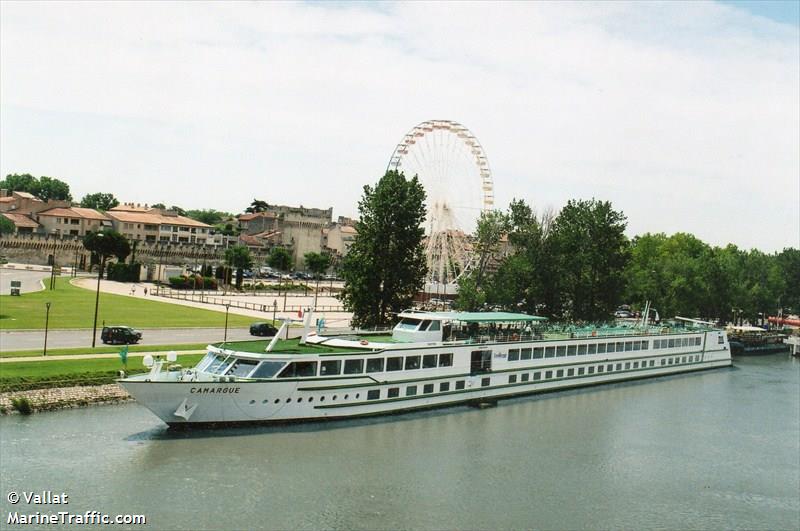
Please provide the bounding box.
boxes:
[614,310,634,318]
[101,326,142,345]
[250,322,279,337]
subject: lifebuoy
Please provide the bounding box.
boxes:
[360,340,369,345]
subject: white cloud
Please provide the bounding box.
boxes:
[1,0,797,251]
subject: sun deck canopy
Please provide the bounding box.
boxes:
[397,310,547,323]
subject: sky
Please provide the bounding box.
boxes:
[1,1,798,252]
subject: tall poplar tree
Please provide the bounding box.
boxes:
[339,170,427,328]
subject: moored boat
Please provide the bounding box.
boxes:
[119,310,732,427]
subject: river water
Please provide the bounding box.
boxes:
[1,355,798,530]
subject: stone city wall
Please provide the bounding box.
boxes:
[0,384,132,414]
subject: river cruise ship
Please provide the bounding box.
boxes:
[119,311,732,426]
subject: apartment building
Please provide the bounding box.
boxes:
[36,207,112,236]
[106,204,213,244]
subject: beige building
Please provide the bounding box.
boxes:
[1,212,40,234]
[323,223,357,257]
[36,207,112,236]
[0,190,71,216]
[106,204,214,244]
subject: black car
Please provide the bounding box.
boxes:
[250,322,279,337]
[101,326,143,345]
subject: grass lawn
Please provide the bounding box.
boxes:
[0,354,206,393]
[0,277,254,330]
[0,343,211,359]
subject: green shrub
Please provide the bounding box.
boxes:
[169,275,218,290]
[11,396,33,415]
[108,262,141,282]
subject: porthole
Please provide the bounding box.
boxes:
[249,400,256,405]
[274,399,280,404]
[344,394,349,400]
[320,396,325,402]
[355,393,360,399]
[286,398,292,403]
[262,399,268,404]
[297,397,303,403]
[308,397,314,402]
[333,395,337,400]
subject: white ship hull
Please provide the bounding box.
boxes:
[120,331,732,427]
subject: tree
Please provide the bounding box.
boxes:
[0,173,72,201]
[339,170,427,328]
[267,247,293,272]
[547,199,629,321]
[0,215,15,235]
[82,230,131,278]
[245,199,270,213]
[186,209,228,225]
[151,203,166,210]
[169,205,186,216]
[80,192,119,211]
[473,210,509,288]
[224,245,253,289]
[304,252,332,278]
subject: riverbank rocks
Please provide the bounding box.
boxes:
[0,384,131,414]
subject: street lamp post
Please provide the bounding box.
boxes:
[49,232,58,290]
[272,299,278,324]
[43,302,52,356]
[223,303,231,344]
[91,234,105,348]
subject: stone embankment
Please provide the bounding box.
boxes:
[0,384,131,415]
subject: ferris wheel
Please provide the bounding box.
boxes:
[387,119,494,286]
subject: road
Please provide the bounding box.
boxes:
[0,268,51,294]
[0,327,257,351]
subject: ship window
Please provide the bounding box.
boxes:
[405,356,421,370]
[251,361,286,379]
[654,339,661,349]
[344,359,364,374]
[545,346,555,358]
[616,342,625,352]
[521,373,530,382]
[696,337,701,346]
[428,320,441,331]
[577,367,584,375]
[533,372,541,381]
[387,357,403,371]
[406,385,417,396]
[682,338,689,347]
[297,397,302,403]
[481,377,490,387]
[556,346,566,357]
[718,335,723,344]
[440,382,450,392]
[396,317,422,330]
[607,364,614,372]
[388,387,399,398]
[681,356,687,363]
[423,384,434,394]
[641,340,648,350]
[588,366,594,374]
[625,342,633,352]
[196,352,217,372]
[345,394,350,400]
[509,374,517,384]
[367,390,380,400]
[423,354,438,368]
[650,360,656,366]
[661,359,666,365]
[278,361,317,378]
[419,320,432,331]
[439,353,453,367]
[668,358,673,365]
[521,348,532,360]
[320,396,325,401]
[624,362,631,370]
[533,347,543,359]
[366,358,384,373]
[567,368,574,376]
[597,343,607,354]
[274,398,280,404]
[616,363,622,371]
[332,395,337,400]
[597,365,604,373]
[456,380,465,390]
[633,361,639,368]
[577,345,587,355]
[320,360,341,376]
[567,345,577,356]
[508,349,520,361]
[587,344,596,355]
[553,369,562,378]
[668,339,676,348]
[226,359,259,377]
[205,354,234,374]
[545,370,553,379]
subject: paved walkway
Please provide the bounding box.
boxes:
[0,267,50,294]
[71,278,354,327]
[0,349,207,363]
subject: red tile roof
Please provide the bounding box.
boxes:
[2,212,40,228]
[37,207,109,221]
[105,210,211,228]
